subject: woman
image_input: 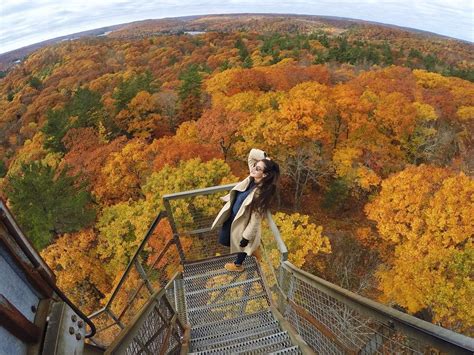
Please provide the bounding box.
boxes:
[211,148,280,271]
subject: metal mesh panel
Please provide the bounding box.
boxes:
[165,188,232,262]
[121,296,183,355]
[88,215,184,350]
[286,270,427,354]
[256,214,451,354]
[88,311,123,347]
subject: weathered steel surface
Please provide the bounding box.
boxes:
[42,301,86,355]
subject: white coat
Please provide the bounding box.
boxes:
[211,149,266,255]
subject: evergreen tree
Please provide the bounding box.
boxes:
[242,55,253,68]
[113,71,155,111]
[28,76,43,90]
[381,42,394,65]
[42,87,107,152]
[6,162,96,250]
[178,65,202,101]
[0,160,6,178]
[42,109,69,153]
[69,87,103,127]
[423,54,438,71]
[178,65,203,121]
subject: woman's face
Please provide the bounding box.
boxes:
[250,160,266,182]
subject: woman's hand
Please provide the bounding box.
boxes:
[240,238,249,247]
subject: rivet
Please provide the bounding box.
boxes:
[71,314,77,322]
[77,320,83,328]
[76,333,82,340]
[31,305,37,313]
[69,326,75,335]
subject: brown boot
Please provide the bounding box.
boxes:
[224,263,244,272]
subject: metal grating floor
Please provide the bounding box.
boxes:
[182,254,302,354]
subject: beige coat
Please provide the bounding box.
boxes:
[211,149,266,255]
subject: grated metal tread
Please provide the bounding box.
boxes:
[187,292,268,312]
[184,266,260,293]
[183,254,257,277]
[191,320,281,350]
[190,310,275,339]
[187,277,262,295]
[185,279,266,310]
[187,294,270,326]
[268,346,303,354]
[189,331,293,354]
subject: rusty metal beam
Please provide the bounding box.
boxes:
[0,294,40,344]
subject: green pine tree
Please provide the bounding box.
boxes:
[6,162,96,250]
[178,65,202,101]
[42,109,69,153]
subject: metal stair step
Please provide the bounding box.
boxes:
[187,277,262,296]
[183,255,257,277]
[191,320,281,351]
[187,293,270,326]
[185,278,266,310]
[188,292,268,312]
[189,331,292,354]
[190,310,274,339]
[268,346,302,354]
[184,267,260,295]
[184,267,235,281]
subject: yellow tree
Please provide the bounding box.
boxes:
[267,212,331,269]
[41,229,112,313]
[332,146,381,193]
[365,165,473,334]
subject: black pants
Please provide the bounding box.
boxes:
[235,252,247,265]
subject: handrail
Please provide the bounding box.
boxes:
[282,261,474,353]
[265,209,288,262]
[89,210,167,319]
[163,186,287,263]
[162,183,237,200]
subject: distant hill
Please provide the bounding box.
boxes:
[1,13,472,72]
[0,24,126,71]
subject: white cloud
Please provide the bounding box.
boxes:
[0,0,472,54]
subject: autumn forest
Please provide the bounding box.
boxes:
[0,15,472,336]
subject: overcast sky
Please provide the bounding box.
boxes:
[1,0,472,54]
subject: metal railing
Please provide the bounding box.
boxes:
[104,275,187,355]
[87,211,185,348]
[89,184,474,354]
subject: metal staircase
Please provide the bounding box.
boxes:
[183,254,302,354]
[88,184,473,355]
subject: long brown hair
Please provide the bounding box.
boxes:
[250,158,280,215]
